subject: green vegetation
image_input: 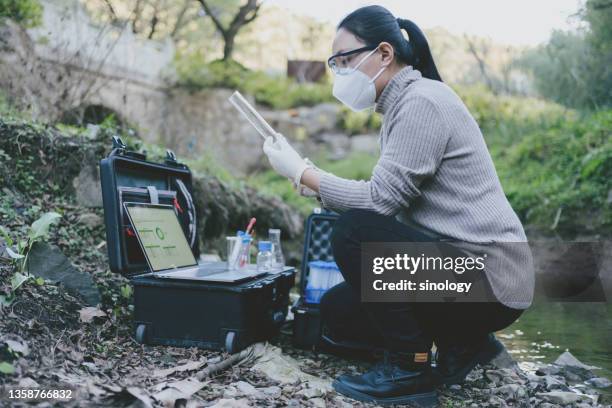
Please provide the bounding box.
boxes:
[252,85,611,236]
[0,212,61,307]
[518,0,611,110]
[248,152,378,216]
[0,0,42,27]
[175,57,334,109]
[337,106,382,135]
[497,110,611,235]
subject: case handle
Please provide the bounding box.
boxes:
[146,186,159,204]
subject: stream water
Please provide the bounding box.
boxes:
[499,302,612,379]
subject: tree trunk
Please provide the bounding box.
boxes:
[222,34,235,61]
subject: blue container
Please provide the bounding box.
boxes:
[304,261,343,304]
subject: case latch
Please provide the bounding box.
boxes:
[110,136,127,156]
[163,149,179,166]
[110,136,147,160]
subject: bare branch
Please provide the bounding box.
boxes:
[102,0,118,21]
[170,0,193,38]
[228,0,260,29]
[464,34,496,93]
[197,0,228,37]
[131,0,143,34]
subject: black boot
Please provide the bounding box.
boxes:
[434,333,505,385]
[332,350,439,407]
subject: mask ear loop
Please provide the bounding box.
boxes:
[350,45,388,83]
[349,47,379,73]
[370,43,394,83]
[370,65,387,83]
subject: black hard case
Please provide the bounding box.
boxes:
[292,209,339,349]
[99,137,295,353]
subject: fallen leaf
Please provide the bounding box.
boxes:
[79,307,106,323]
[5,338,29,356]
[127,386,154,408]
[18,377,40,388]
[153,359,207,378]
[0,361,15,374]
[152,378,207,407]
[250,344,332,392]
[209,398,251,408]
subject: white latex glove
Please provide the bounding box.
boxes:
[263,133,311,186]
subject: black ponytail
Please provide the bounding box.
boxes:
[338,5,443,82]
[396,18,442,82]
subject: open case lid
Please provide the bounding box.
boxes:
[99,136,200,276]
[300,209,338,294]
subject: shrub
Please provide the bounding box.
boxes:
[0,0,42,27]
[174,57,334,109]
[497,109,611,235]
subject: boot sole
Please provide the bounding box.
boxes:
[333,380,439,407]
[438,337,505,385]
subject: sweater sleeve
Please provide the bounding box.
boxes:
[319,95,449,215]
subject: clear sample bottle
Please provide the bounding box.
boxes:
[238,236,252,268]
[268,228,285,267]
[256,241,273,272]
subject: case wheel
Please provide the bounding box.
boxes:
[135,324,147,344]
[225,331,237,354]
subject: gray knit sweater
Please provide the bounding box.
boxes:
[319,66,534,309]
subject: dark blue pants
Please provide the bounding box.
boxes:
[320,209,523,353]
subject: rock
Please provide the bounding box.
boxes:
[449,384,461,391]
[586,376,611,388]
[536,391,589,405]
[73,165,103,208]
[309,397,326,408]
[0,238,7,259]
[232,381,264,399]
[485,370,504,384]
[561,365,596,382]
[297,387,324,399]
[544,375,570,391]
[209,398,251,408]
[234,381,257,395]
[536,364,562,376]
[350,134,379,153]
[222,386,238,399]
[297,103,341,136]
[554,351,597,370]
[260,386,281,398]
[27,242,101,305]
[491,383,526,400]
[18,377,39,388]
[77,213,103,228]
[487,395,508,407]
[311,132,350,160]
[489,347,517,369]
[332,396,353,408]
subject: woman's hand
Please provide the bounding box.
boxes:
[263,133,311,186]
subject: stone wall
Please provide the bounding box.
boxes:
[0,0,380,176]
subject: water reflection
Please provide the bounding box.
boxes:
[499,302,612,378]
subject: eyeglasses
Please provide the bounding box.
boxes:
[327,45,378,75]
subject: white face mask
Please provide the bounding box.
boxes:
[332,48,387,112]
